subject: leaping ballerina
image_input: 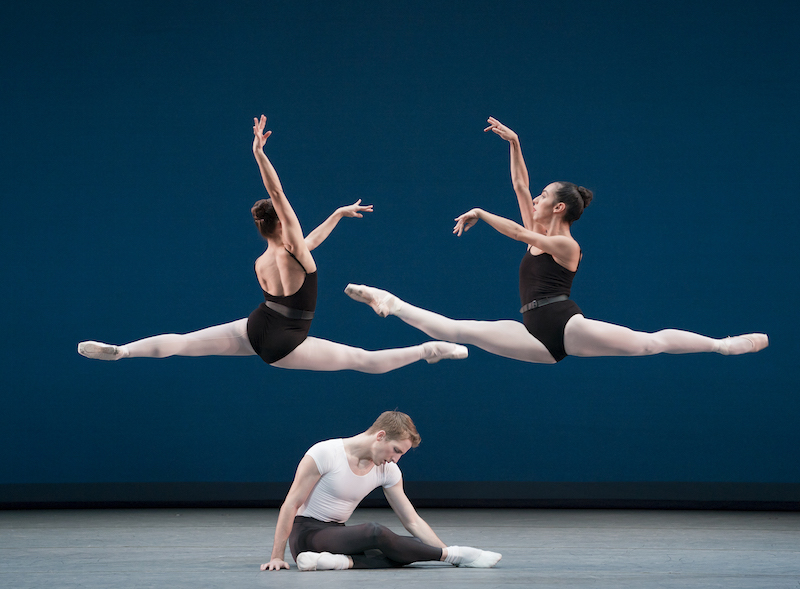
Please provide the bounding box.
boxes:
[345,117,768,364]
[78,115,467,372]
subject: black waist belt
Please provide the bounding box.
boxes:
[265,301,315,320]
[520,294,569,313]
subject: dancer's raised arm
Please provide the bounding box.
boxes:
[304,199,374,251]
[252,115,308,259]
[454,207,580,270]
[485,117,535,231]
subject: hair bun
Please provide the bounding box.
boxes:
[577,186,594,208]
[251,198,279,238]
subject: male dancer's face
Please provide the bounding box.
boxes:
[372,434,413,466]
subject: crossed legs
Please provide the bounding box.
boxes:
[288,519,501,570]
[292,521,443,569]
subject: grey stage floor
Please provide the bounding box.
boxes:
[1,508,799,588]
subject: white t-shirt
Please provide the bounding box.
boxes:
[297,438,402,523]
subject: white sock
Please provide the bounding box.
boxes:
[443,545,482,565]
[316,552,351,570]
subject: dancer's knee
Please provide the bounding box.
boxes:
[643,331,681,355]
[625,333,665,356]
[365,522,394,548]
[352,349,400,374]
[142,334,184,358]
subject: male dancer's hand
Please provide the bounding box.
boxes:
[261,558,290,571]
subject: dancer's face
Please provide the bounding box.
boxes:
[532,183,560,222]
[373,434,412,465]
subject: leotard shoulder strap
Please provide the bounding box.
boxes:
[285,248,309,275]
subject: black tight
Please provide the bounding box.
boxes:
[289,516,443,569]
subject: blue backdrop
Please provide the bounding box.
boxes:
[2,1,797,492]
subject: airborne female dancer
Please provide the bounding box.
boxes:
[345,117,767,364]
[78,115,467,371]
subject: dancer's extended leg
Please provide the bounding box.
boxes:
[78,319,255,360]
[563,315,768,357]
[345,285,555,364]
[270,337,467,373]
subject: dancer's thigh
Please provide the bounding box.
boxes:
[305,523,380,555]
[461,319,556,364]
[270,337,362,371]
[564,315,652,357]
[185,318,256,356]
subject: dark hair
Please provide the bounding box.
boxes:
[554,182,593,224]
[251,199,279,237]
[366,411,421,447]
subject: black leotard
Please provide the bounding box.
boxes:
[519,248,583,362]
[246,251,317,364]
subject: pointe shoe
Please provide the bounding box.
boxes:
[344,284,402,317]
[718,333,769,356]
[78,341,123,361]
[461,550,503,568]
[422,342,469,364]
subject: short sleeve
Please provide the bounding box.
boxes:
[382,462,402,489]
[305,439,339,476]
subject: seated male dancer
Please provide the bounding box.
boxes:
[261,411,502,571]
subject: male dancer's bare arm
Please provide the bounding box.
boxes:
[261,456,321,571]
[384,481,446,549]
[304,199,374,251]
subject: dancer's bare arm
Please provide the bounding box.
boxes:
[454,208,580,270]
[485,117,535,231]
[252,115,313,265]
[261,456,321,571]
[384,481,446,548]
[304,200,374,251]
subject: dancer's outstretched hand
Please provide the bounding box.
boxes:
[454,208,482,236]
[484,116,518,142]
[338,199,374,218]
[253,115,273,151]
[261,558,290,571]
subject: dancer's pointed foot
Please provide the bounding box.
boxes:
[717,333,769,355]
[344,284,403,317]
[461,550,503,568]
[78,341,124,361]
[422,341,469,364]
